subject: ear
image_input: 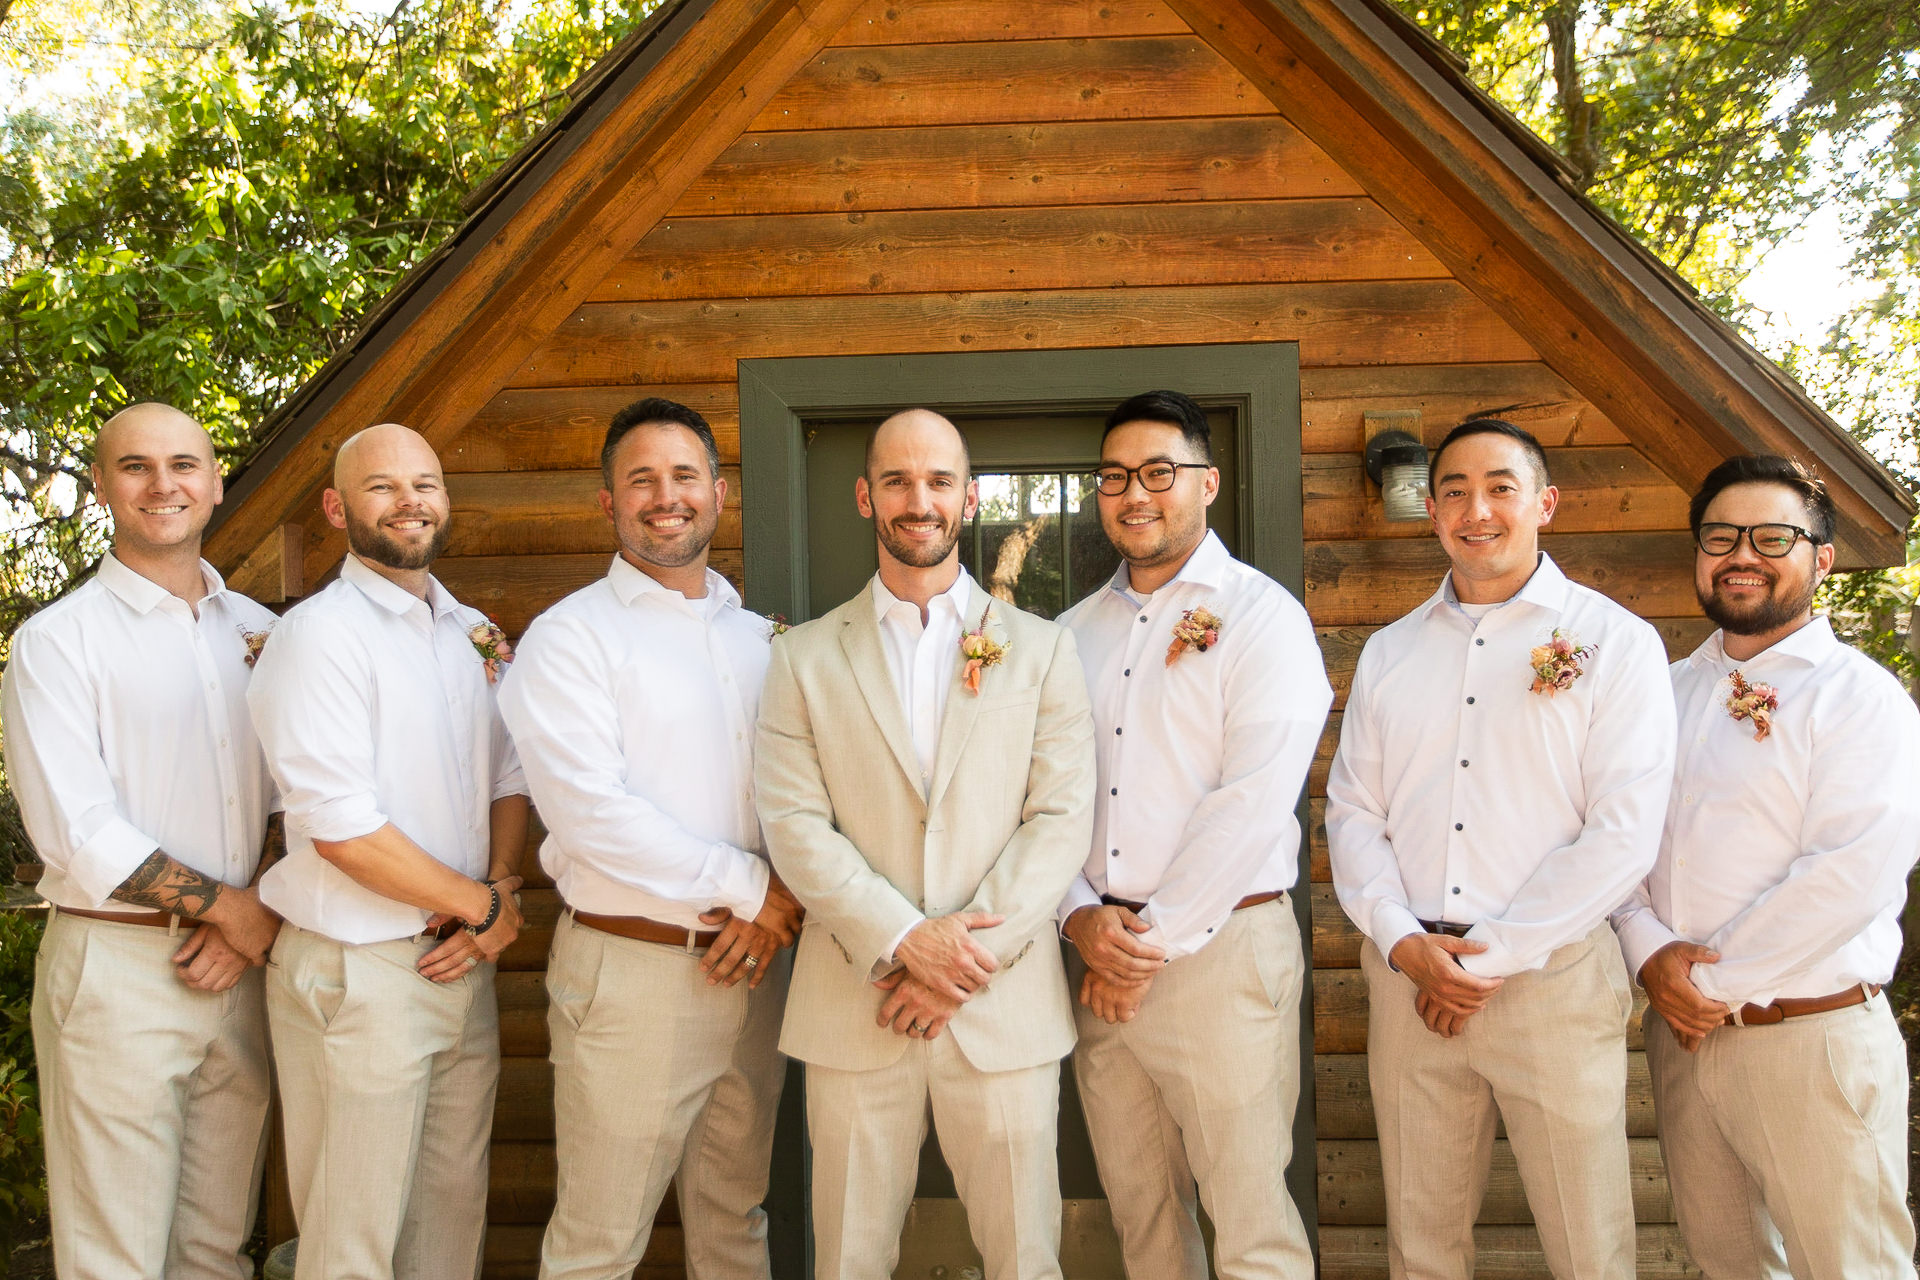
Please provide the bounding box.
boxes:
[1200,465,1220,508]
[210,468,224,506]
[712,475,729,513]
[1814,541,1836,583]
[322,487,347,532]
[1537,484,1560,526]
[854,475,873,519]
[963,477,979,521]
[597,487,615,526]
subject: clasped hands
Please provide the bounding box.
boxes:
[1063,904,1166,1025]
[698,871,806,989]
[418,875,527,984]
[874,910,1006,1041]
[1639,940,1728,1052]
[1387,932,1503,1038]
[173,884,281,994]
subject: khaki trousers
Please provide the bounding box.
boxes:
[539,912,789,1280]
[1071,897,1312,1280]
[805,1033,1063,1280]
[32,909,271,1280]
[1362,923,1636,1280]
[1647,993,1916,1280]
[267,924,499,1280]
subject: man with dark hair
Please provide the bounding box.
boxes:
[1426,418,1551,493]
[1614,454,1919,1279]
[1057,388,1328,1278]
[501,398,803,1279]
[1327,419,1675,1280]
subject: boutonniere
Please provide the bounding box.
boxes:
[1528,628,1595,696]
[239,626,272,668]
[762,612,790,639]
[468,619,514,684]
[959,602,1008,696]
[1725,670,1779,741]
[1166,607,1224,667]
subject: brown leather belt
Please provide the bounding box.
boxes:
[572,909,719,949]
[1419,919,1474,939]
[57,906,181,929]
[1725,983,1879,1027]
[1101,889,1285,915]
[422,917,463,941]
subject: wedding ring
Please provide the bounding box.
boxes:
[910,1020,929,1034]
[463,955,478,968]
[743,954,760,969]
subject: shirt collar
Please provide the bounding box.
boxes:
[1689,614,1837,671]
[1426,552,1570,620]
[871,568,973,624]
[340,552,458,619]
[607,554,742,613]
[1106,529,1230,605]
[97,550,227,616]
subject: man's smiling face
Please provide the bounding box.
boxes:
[1694,481,1831,639]
[1426,431,1558,603]
[601,420,726,572]
[92,405,223,556]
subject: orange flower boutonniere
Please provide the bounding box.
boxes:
[1166,607,1224,667]
[239,626,272,668]
[1725,670,1779,741]
[469,619,514,684]
[763,613,791,639]
[959,602,1009,696]
[1528,628,1596,697]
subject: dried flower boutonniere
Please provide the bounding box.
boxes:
[958,602,1008,696]
[763,613,790,639]
[239,626,272,668]
[1725,670,1779,741]
[1166,607,1224,667]
[1528,629,1596,696]
[469,619,514,684]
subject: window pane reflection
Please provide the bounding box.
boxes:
[965,472,1118,621]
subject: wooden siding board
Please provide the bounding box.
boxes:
[1319,1138,1672,1225]
[445,467,744,558]
[1320,1224,1700,1279]
[831,0,1191,46]
[449,384,741,473]
[1299,362,1626,452]
[1314,1053,1658,1140]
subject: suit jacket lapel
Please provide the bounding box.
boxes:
[927,582,998,809]
[839,588,924,795]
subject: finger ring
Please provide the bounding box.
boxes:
[464,956,478,968]
[910,1020,928,1034]
[743,954,760,968]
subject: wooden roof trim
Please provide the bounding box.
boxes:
[1269,0,1914,530]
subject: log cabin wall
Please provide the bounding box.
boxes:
[408,0,1714,1274]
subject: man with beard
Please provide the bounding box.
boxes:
[755,408,1095,1279]
[1326,419,1674,1280]
[497,399,805,1279]
[1612,455,1920,1279]
[5,403,283,1278]
[1055,390,1328,1279]
[247,423,530,1280]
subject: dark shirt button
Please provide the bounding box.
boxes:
[1124,669,1131,677]
[1475,638,1485,646]
[1139,615,1149,624]
[1116,727,1123,736]
[1460,759,1469,767]
[1110,788,1118,796]
[1466,696,1476,705]
[1452,886,1462,894]
[1454,823,1464,831]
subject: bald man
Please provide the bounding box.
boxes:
[4,403,284,1278]
[755,410,1095,1278]
[247,424,530,1280]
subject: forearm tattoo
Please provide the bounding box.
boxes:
[113,851,225,919]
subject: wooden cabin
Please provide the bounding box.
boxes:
[202,0,1915,1275]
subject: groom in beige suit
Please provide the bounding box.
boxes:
[756,409,1096,1280]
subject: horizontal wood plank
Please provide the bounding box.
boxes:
[831,0,1190,45]
[483,1222,684,1279]
[1314,1051,1657,1141]
[668,117,1365,217]
[512,281,1534,388]
[1319,1224,1698,1279]
[601,199,1445,302]
[751,35,1265,131]
[494,1057,556,1142]
[1303,532,1700,626]
[434,550,744,639]
[1298,363,1627,454]
[1319,1137,1672,1226]
[448,384,740,473]
[447,469,743,558]
[1302,447,1689,541]
[1314,969,1651,1054]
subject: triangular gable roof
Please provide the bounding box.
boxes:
[205,0,1913,584]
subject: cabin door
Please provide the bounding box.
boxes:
[739,345,1309,1279]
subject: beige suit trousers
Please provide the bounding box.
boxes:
[32,909,271,1280]
[267,924,499,1280]
[804,1034,1063,1280]
[538,913,789,1280]
[1362,923,1636,1280]
[1647,993,1915,1280]
[1071,897,1312,1280]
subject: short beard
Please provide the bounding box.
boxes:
[1699,571,1817,637]
[620,504,718,570]
[876,512,961,568]
[347,511,449,571]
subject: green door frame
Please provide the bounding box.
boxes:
[737,342,1315,1276]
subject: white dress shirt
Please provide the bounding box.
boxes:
[872,570,975,795]
[3,553,277,911]
[1055,532,1331,960]
[497,556,772,929]
[1612,617,1920,1007]
[248,554,526,944]
[1326,554,1676,978]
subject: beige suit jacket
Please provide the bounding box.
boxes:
[755,579,1096,1074]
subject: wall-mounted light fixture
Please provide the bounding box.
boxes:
[1363,410,1429,523]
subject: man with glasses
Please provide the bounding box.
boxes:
[1056,390,1329,1279]
[1613,455,1920,1279]
[1327,418,1674,1280]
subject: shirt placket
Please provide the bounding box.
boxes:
[1669,683,1723,936]
[1104,593,1158,899]
[182,601,243,883]
[430,611,485,864]
[708,615,756,845]
[1441,613,1488,920]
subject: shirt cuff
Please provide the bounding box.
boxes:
[1056,877,1102,935]
[1613,912,1682,986]
[883,919,919,969]
[1369,901,1425,970]
[67,818,162,907]
[1455,931,1518,978]
[1132,920,1176,965]
[708,845,772,921]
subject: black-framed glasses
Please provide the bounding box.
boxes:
[1695,522,1814,558]
[1090,462,1210,496]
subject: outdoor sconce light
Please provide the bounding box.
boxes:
[1363,411,1430,523]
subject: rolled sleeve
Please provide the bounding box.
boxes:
[67,818,162,908]
[247,613,386,844]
